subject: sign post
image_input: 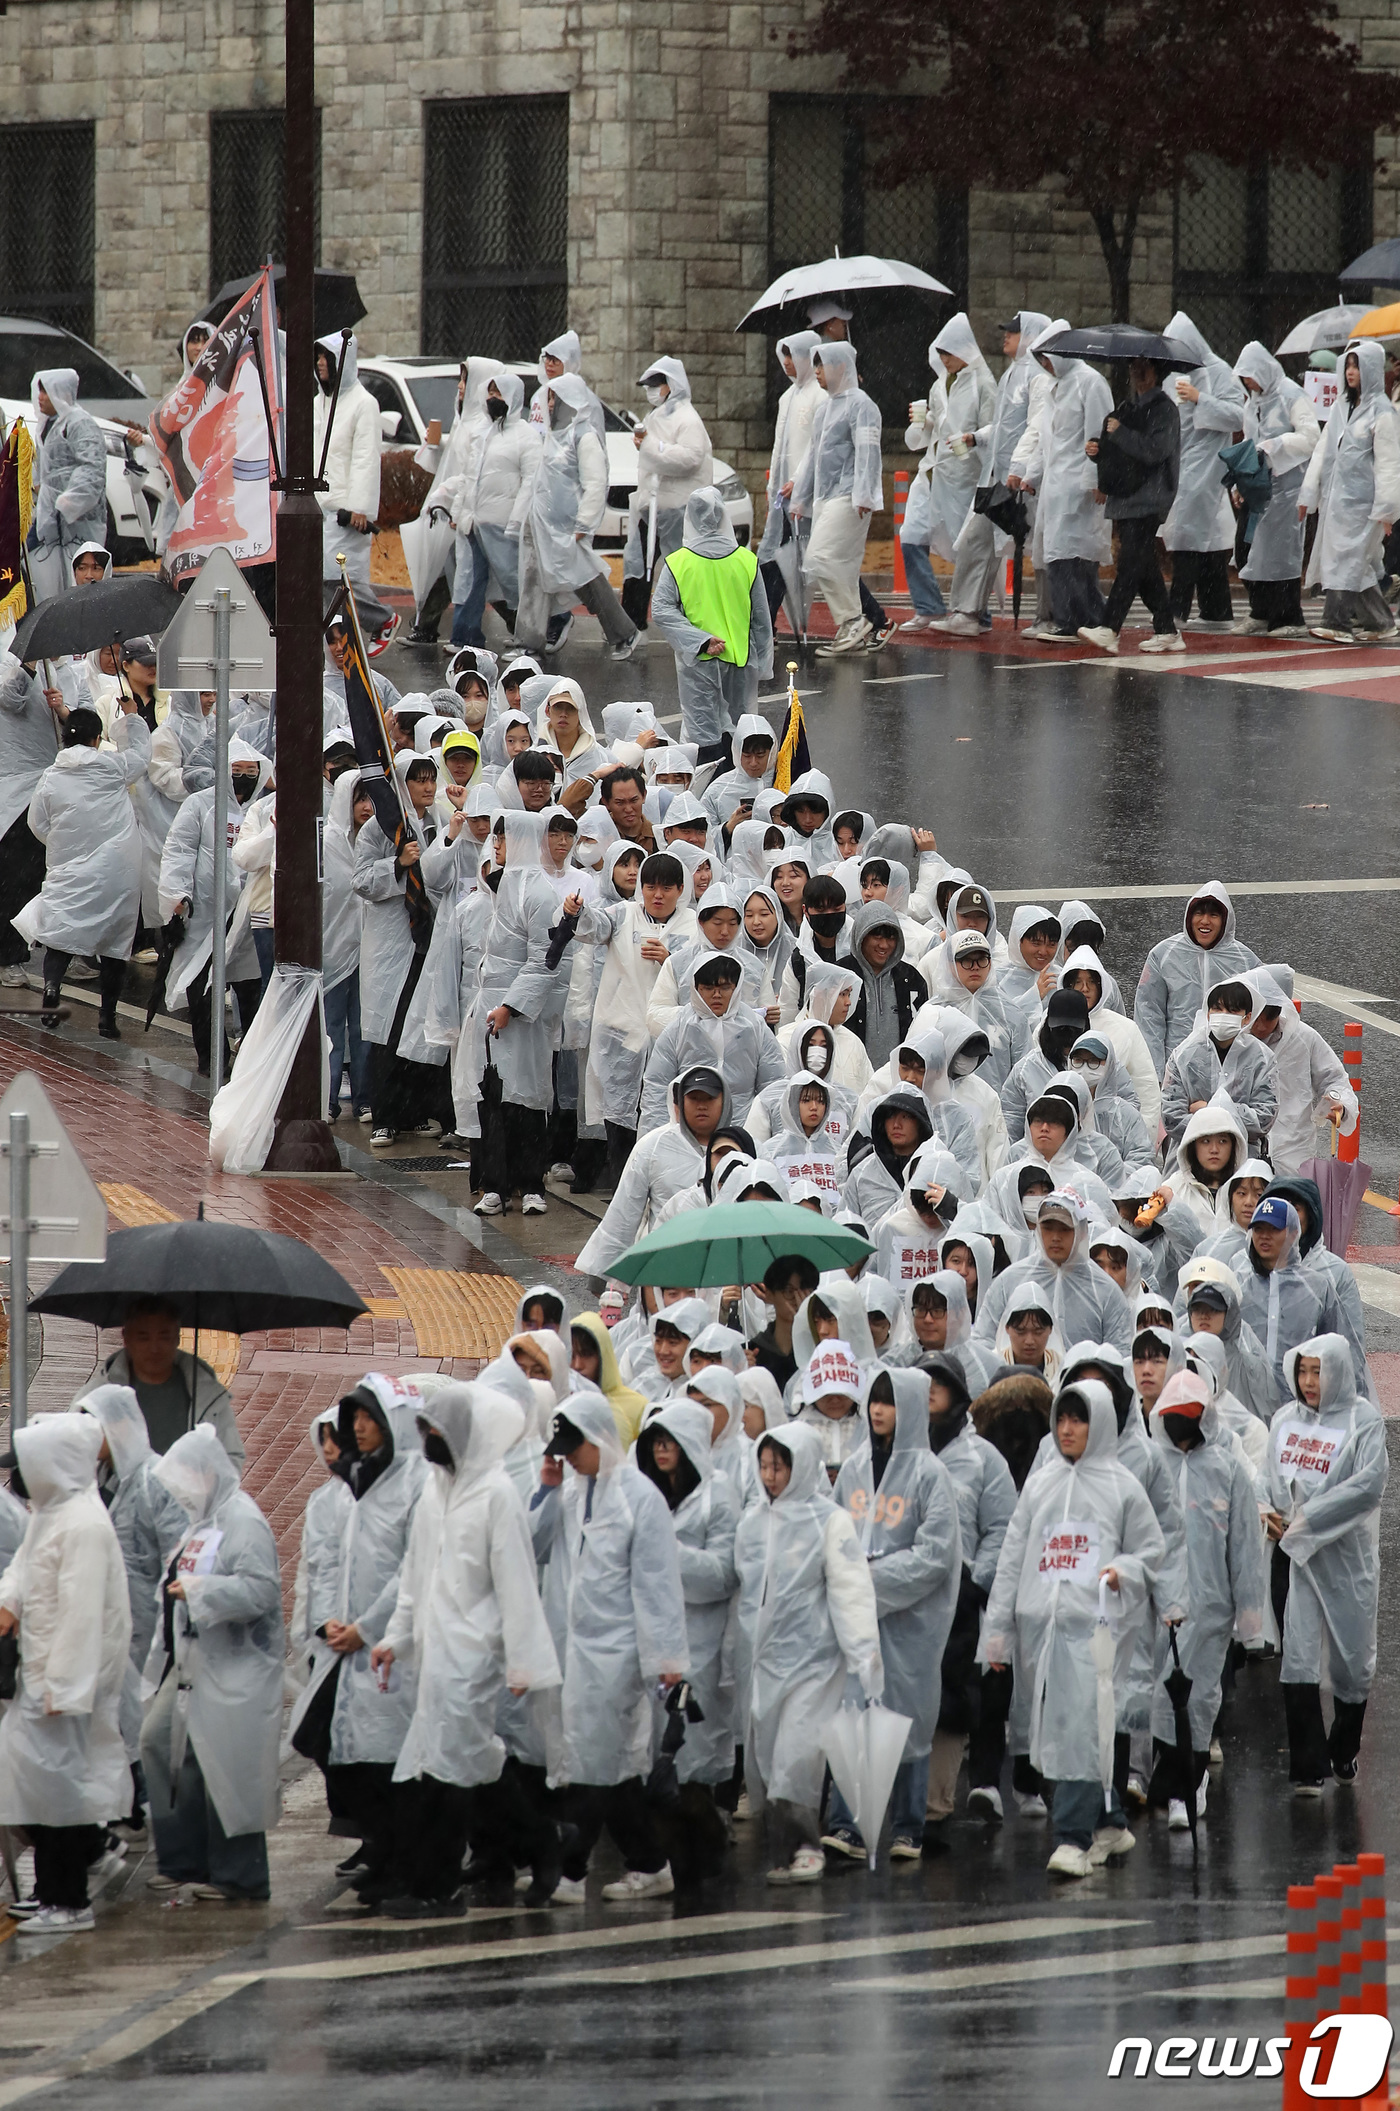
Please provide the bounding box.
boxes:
[0,1072,108,1433]
[157,546,275,1097]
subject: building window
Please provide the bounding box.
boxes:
[1174,157,1371,362]
[421,96,569,361]
[0,122,95,339]
[209,109,322,297]
[767,96,968,425]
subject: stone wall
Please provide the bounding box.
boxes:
[3,0,1398,490]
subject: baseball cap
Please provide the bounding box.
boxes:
[122,634,158,666]
[543,1412,587,1459]
[1156,1371,1210,1420]
[951,929,992,959]
[997,314,1024,332]
[802,1340,862,1403]
[678,1065,725,1101]
[955,885,991,919]
[1250,1197,1293,1233]
[1185,1284,1229,1314]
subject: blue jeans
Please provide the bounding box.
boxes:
[451,531,490,646]
[900,539,947,619]
[1051,1777,1126,1850]
[828,1752,930,1843]
[325,970,372,1114]
[252,927,275,991]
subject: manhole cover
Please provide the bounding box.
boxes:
[380,1155,471,1173]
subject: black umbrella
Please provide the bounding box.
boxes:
[1163,1624,1198,1852]
[200,268,367,339]
[1340,238,1400,287]
[9,575,182,665]
[1036,325,1198,370]
[31,1219,367,1333]
[143,911,186,1031]
[975,484,1030,627]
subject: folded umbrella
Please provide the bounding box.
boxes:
[31,1219,367,1332]
[769,513,810,643]
[400,502,457,623]
[1163,1622,1197,1852]
[143,910,186,1032]
[9,573,182,665]
[821,1701,912,1869]
[1091,1576,1118,1803]
[1299,1121,1373,1259]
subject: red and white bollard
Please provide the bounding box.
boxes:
[1340,1023,1362,1164]
[1284,1883,1318,2111]
[892,471,908,595]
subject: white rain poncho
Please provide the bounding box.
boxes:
[844,1086,935,1229]
[1269,1335,1388,1703]
[1146,1373,1267,1750]
[790,343,884,515]
[532,1389,689,1786]
[978,1381,1165,1783]
[734,1421,883,1807]
[529,331,607,450]
[918,944,1028,1096]
[758,331,824,561]
[146,1427,284,1837]
[382,1381,561,1788]
[1022,326,1114,565]
[158,738,272,1012]
[575,886,699,1130]
[925,314,998,556]
[1232,341,1320,583]
[860,1019,982,1196]
[1232,1204,1344,1401]
[318,1381,430,1768]
[758,1070,848,1204]
[289,1413,352,1652]
[73,1384,188,1756]
[971,309,1051,489]
[1300,339,1400,593]
[523,373,611,595]
[575,1074,733,1277]
[927,1383,1018,1596]
[475,812,571,1113]
[0,660,64,840]
[639,960,784,1137]
[1160,312,1248,552]
[1161,1008,1279,1150]
[313,331,381,581]
[833,1369,963,1758]
[636,1400,740,1784]
[1187,1331,1270,1486]
[0,1414,132,1828]
[626,357,714,587]
[321,767,368,994]
[30,366,108,583]
[976,1194,1133,1353]
[1162,1101,1250,1237]
[14,712,150,959]
[748,1019,858,1145]
[1054,944,1161,1133]
[1054,902,1124,1012]
[899,1267,1004,1396]
[1242,967,1356,1174]
[1133,882,1261,1078]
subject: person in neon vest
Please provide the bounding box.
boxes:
[651,486,773,766]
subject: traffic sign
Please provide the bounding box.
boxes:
[155,544,276,689]
[0,1070,108,1265]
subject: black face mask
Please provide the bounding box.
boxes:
[1161,1413,1204,1451]
[422,1431,454,1470]
[487,395,508,422]
[232,772,259,806]
[808,910,846,942]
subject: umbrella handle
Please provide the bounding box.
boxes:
[1167,1621,1184,1673]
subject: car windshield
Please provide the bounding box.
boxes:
[0,329,144,403]
[406,375,461,429]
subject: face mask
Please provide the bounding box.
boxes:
[1160,1413,1204,1451]
[422,1431,454,1470]
[232,772,259,805]
[1072,1056,1108,1083]
[804,1040,832,1076]
[808,910,845,941]
[947,1052,980,1080]
[644,385,666,405]
[487,395,508,422]
[1209,1013,1244,1045]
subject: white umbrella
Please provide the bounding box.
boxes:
[821,1700,912,1868]
[1275,303,1372,357]
[736,254,952,334]
[399,500,456,622]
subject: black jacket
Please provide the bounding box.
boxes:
[1099,386,1181,522]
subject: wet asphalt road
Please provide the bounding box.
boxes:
[12,619,1397,2111]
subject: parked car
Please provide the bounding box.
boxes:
[0,315,166,567]
[355,354,754,549]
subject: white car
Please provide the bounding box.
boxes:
[0,315,165,566]
[356,355,754,549]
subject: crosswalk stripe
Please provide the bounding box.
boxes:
[836,1931,1284,1997]
[1207,662,1400,690]
[994,880,1400,905]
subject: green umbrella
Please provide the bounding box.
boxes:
[608,1201,872,1288]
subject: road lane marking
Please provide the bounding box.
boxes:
[862,674,948,685]
[993,880,1400,904]
[1354,1263,1400,1317]
[836,1931,1284,1996]
[1208,663,1400,690]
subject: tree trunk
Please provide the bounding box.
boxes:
[1091,201,1140,322]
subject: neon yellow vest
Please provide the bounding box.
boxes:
[664,544,759,665]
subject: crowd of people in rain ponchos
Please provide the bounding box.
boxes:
[0,806,1385,1915]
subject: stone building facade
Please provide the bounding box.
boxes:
[2,0,1397,480]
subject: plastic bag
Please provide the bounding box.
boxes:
[208,965,328,1173]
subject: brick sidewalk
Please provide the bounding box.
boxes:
[0,1022,528,1603]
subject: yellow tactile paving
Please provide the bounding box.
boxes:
[96,1184,243,1388]
[361,1297,408,1319]
[378,1267,523,1360]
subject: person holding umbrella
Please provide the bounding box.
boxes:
[1077,356,1183,656]
[77,1296,245,1467]
[1014,323,1114,643]
[789,343,884,657]
[757,332,823,633]
[1299,340,1400,642]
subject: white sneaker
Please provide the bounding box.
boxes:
[1088,1825,1135,1864]
[734,1790,751,1822]
[611,633,639,662]
[547,1163,574,1182]
[17,1904,95,1935]
[897,614,933,631]
[1196,1776,1208,1818]
[1167,1798,1191,1831]
[1046,1843,1092,1878]
[817,617,873,657]
[146,1873,181,1892]
[521,1192,547,1215]
[930,612,981,637]
[601,1863,674,1901]
[66,960,99,983]
[1231,616,1270,635]
[1310,626,1356,643]
[1208,1738,1224,1768]
[0,965,27,987]
[1013,1790,1047,1819]
[1138,632,1185,653]
[87,1843,127,1898]
[476,1191,504,1216]
[1077,625,1119,654]
[966,1785,1003,1822]
[786,1846,826,1883]
[549,1875,587,1904]
[1124,1773,1148,1808]
[513,1869,532,1894]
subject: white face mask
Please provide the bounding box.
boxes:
[804,1040,831,1076]
[644,385,666,405]
[947,1052,980,1080]
[1072,1056,1108,1084]
[1209,1012,1245,1045]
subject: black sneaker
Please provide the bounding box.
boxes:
[381,1889,467,1920]
[336,1848,370,1877]
[819,1824,865,1861]
[1333,1758,1359,1785]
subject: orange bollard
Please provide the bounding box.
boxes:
[893,472,908,594]
[1340,1024,1362,1163]
[1358,1854,1389,2108]
[1285,1884,1318,2111]
[1338,1864,1363,2011]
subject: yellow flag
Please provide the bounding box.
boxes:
[773,660,810,793]
[0,419,34,629]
